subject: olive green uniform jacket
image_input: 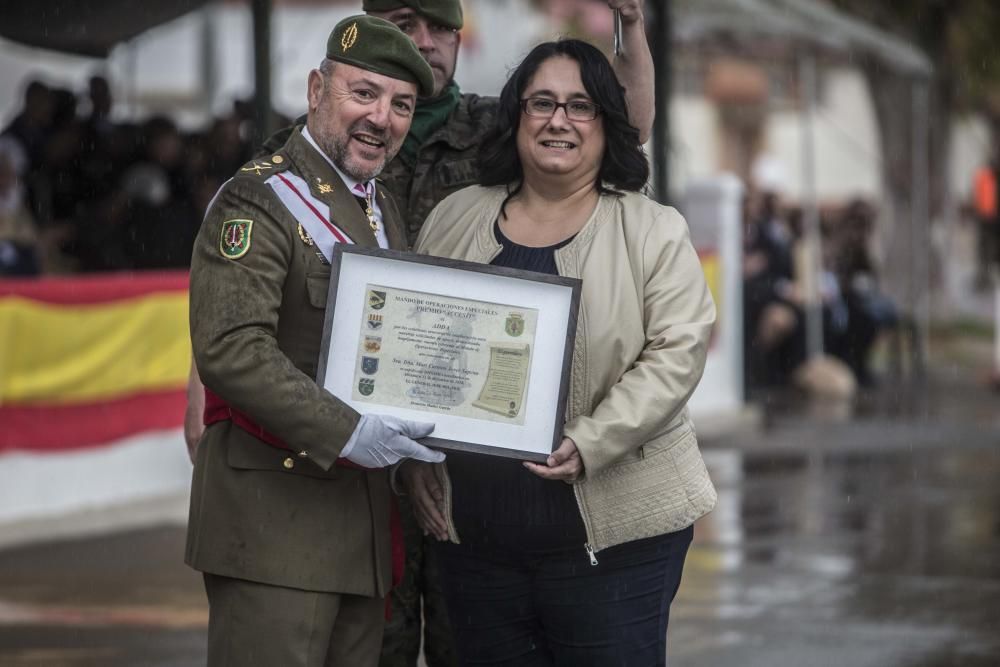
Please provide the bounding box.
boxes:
[186,127,407,597]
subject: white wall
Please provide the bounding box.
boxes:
[669,96,721,196]
[763,68,880,202]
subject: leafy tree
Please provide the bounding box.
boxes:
[831,0,1000,310]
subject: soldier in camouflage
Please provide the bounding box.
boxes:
[365,0,655,245]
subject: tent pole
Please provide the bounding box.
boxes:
[649,0,672,203]
[911,80,930,377]
[199,3,218,121]
[799,53,823,360]
[251,0,273,146]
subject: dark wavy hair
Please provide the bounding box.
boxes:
[478,39,649,198]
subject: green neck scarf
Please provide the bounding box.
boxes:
[398,82,461,167]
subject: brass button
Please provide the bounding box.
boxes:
[282,457,295,470]
[272,155,284,164]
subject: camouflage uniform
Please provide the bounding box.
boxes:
[375,92,498,667]
[378,93,499,246]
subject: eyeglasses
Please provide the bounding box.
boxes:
[520,97,601,122]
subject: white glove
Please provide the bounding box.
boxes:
[340,414,444,468]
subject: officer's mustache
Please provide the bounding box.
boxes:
[349,120,392,145]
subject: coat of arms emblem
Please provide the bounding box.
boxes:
[219,219,253,259]
[364,336,382,353]
[505,312,525,337]
[361,356,379,375]
[358,378,375,396]
[367,314,383,330]
[368,290,386,310]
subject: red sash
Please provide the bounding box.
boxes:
[203,388,404,617]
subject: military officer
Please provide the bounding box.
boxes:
[186,16,443,667]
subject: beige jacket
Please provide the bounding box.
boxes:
[415,185,718,555]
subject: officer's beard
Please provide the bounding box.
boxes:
[323,119,400,182]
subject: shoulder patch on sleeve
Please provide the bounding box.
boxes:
[220,219,254,259]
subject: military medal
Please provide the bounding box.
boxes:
[363,188,379,239]
[297,223,314,246]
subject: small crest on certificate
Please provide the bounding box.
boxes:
[367,313,383,330]
[361,356,379,375]
[505,312,525,337]
[363,336,382,353]
[368,290,386,310]
[358,378,375,395]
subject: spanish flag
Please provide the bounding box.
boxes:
[0,272,191,453]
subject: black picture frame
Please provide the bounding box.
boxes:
[316,245,581,461]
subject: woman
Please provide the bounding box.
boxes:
[403,39,716,666]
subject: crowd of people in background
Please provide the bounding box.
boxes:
[742,189,898,392]
[0,73,902,393]
[0,75,285,276]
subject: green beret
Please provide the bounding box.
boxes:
[362,0,464,31]
[326,15,434,97]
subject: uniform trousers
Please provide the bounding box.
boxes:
[432,524,693,667]
[204,573,385,667]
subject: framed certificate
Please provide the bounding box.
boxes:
[317,245,581,461]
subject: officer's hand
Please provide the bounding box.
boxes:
[183,364,206,464]
[399,461,450,541]
[340,414,444,469]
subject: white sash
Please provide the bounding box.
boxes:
[266,171,354,262]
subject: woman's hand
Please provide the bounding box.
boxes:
[524,437,584,483]
[399,460,450,541]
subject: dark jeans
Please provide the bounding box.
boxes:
[433,525,694,667]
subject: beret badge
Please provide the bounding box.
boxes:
[341,22,359,52]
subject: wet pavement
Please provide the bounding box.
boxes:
[1,336,999,666]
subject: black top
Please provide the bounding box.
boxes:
[447,221,586,549]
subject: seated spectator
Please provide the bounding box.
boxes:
[742,190,803,389]
[117,116,198,269]
[829,199,898,386]
[0,137,41,276]
[1,79,54,175]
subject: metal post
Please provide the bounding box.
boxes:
[648,0,672,203]
[911,81,930,374]
[251,0,273,147]
[199,3,218,120]
[799,53,823,360]
[994,282,1000,379]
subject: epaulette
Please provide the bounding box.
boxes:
[235,152,291,181]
